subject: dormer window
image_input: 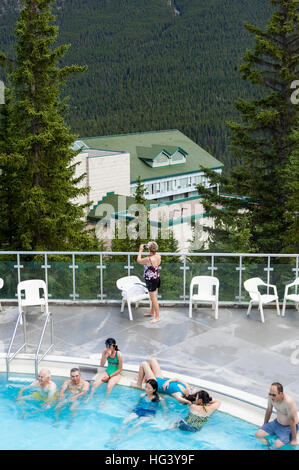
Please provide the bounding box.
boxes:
[138,146,188,167]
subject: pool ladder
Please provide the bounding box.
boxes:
[6,308,54,378]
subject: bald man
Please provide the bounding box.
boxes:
[17,369,57,406]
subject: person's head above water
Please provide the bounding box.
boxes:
[105,338,119,351]
[70,367,81,384]
[185,389,213,404]
[145,379,160,402]
[195,390,212,405]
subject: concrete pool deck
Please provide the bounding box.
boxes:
[1,302,299,406]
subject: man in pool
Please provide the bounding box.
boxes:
[55,367,89,415]
[255,382,298,448]
[17,368,57,407]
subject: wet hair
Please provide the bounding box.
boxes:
[70,367,80,374]
[146,379,160,402]
[185,389,212,405]
[196,390,212,404]
[105,338,119,351]
[272,382,283,394]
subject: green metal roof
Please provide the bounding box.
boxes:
[88,192,136,221]
[79,129,223,183]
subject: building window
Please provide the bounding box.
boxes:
[167,180,172,191]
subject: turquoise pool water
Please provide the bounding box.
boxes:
[0,373,294,450]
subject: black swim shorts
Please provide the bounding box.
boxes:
[145,277,161,292]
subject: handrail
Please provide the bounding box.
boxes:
[6,307,54,378]
[0,251,298,305]
[34,310,54,377]
[6,310,27,377]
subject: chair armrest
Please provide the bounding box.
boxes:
[266,284,278,295]
[286,281,299,289]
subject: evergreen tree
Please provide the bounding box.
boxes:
[197,0,299,253]
[0,0,98,251]
[282,128,299,252]
[0,87,25,248]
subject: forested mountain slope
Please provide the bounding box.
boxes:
[0,0,273,170]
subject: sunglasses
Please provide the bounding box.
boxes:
[105,342,114,346]
[268,393,277,397]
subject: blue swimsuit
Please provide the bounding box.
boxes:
[133,395,159,417]
[156,378,185,395]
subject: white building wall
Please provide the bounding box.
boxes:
[71,150,131,213]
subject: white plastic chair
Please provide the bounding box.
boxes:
[243,277,280,323]
[0,278,3,312]
[282,278,299,316]
[116,275,150,321]
[17,279,49,325]
[189,276,219,320]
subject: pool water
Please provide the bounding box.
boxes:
[0,373,295,450]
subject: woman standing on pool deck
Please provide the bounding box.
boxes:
[89,338,123,406]
[174,390,221,432]
[137,242,161,324]
[131,358,193,404]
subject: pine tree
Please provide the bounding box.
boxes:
[0,87,25,248]
[197,0,299,253]
[282,128,299,252]
[0,0,98,251]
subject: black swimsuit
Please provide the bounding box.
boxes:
[144,257,160,292]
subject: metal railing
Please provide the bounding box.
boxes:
[6,304,54,378]
[0,251,298,303]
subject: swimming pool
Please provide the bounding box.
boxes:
[1,372,292,451]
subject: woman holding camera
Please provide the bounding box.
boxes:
[137,241,161,323]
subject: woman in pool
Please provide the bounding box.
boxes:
[131,358,194,404]
[110,379,165,446]
[89,338,123,406]
[174,389,221,432]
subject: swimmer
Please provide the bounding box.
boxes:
[172,390,220,432]
[17,368,57,408]
[55,367,89,418]
[88,338,123,407]
[111,379,165,446]
[131,358,193,404]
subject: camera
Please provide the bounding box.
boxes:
[143,244,148,249]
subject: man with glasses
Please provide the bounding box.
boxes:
[255,382,298,448]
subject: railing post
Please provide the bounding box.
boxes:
[125,254,134,276]
[42,253,52,298]
[208,255,217,277]
[180,254,189,300]
[69,253,78,301]
[236,255,245,302]
[264,255,273,295]
[292,256,299,296]
[14,253,23,299]
[97,253,106,301]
